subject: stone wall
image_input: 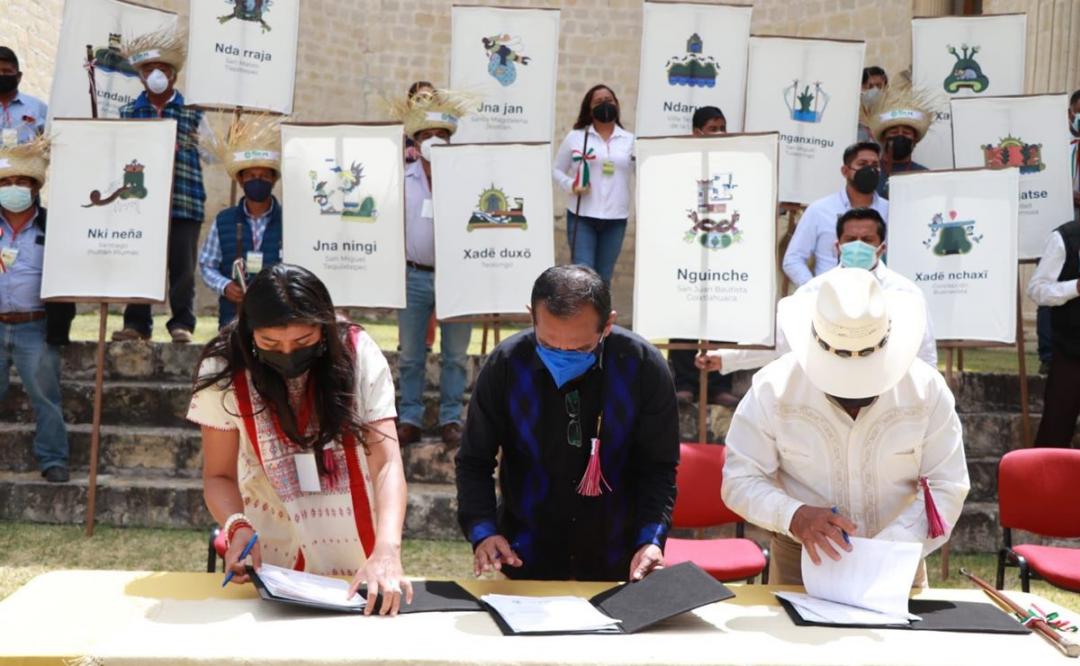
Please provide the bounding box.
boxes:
[3,0,916,324]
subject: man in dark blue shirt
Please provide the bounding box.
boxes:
[455,265,679,581]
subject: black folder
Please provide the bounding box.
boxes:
[777,596,1033,634]
[485,562,735,635]
[248,568,483,614]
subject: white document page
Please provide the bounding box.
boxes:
[785,536,922,622]
[257,563,365,609]
[480,594,621,634]
[776,591,915,626]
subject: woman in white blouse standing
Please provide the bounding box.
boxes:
[552,84,634,284]
[189,263,412,615]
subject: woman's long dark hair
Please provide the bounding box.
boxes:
[193,264,367,469]
[572,84,623,130]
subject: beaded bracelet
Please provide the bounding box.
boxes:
[223,513,253,548]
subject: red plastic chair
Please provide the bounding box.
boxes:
[996,448,1080,592]
[663,443,769,583]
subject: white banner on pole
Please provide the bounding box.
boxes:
[887,168,1018,343]
[635,1,752,137]
[49,0,178,121]
[911,14,1027,170]
[449,6,560,143]
[41,119,177,301]
[744,37,865,204]
[633,133,779,344]
[951,94,1073,261]
[281,124,406,308]
[185,0,300,113]
[431,143,555,319]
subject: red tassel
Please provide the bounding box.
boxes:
[322,446,336,476]
[920,476,949,539]
[577,438,612,497]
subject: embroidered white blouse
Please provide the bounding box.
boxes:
[722,354,969,557]
[187,329,397,576]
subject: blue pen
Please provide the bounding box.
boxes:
[831,507,851,545]
[222,532,259,587]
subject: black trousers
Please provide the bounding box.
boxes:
[669,339,732,395]
[123,218,201,335]
[1034,348,1080,448]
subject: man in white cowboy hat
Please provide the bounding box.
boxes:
[866,83,936,200]
[112,27,206,343]
[699,207,937,377]
[722,268,969,586]
[389,88,476,448]
[197,116,283,330]
[0,136,75,483]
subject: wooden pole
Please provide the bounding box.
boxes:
[481,323,490,356]
[940,345,955,580]
[84,303,108,537]
[1016,278,1032,448]
[228,107,244,206]
[697,341,710,443]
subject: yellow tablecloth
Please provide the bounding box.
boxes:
[0,570,1073,665]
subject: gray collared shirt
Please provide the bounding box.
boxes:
[404,159,435,266]
[0,208,45,313]
[0,93,48,144]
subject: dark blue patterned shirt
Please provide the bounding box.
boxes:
[119,90,206,224]
[456,326,679,581]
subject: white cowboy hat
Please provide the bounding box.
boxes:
[779,268,926,399]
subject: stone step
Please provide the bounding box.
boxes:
[956,372,1045,414]
[0,423,459,485]
[1,378,470,432]
[50,341,482,392]
[0,471,461,539]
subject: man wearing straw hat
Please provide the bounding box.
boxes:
[865,84,935,200]
[112,27,206,344]
[388,88,477,449]
[722,269,969,586]
[0,136,74,482]
[197,116,283,330]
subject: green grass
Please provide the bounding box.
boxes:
[70,313,523,356]
[0,521,473,601]
[1,522,1075,614]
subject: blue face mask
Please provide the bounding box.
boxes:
[0,185,33,214]
[536,336,603,389]
[839,240,879,270]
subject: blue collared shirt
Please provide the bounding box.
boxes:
[781,188,890,287]
[0,93,48,144]
[0,208,45,313]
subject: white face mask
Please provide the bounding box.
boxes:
[145,68,170,95]
[419,136,447,162]
[861,87,881,106]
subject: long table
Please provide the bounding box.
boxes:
[0,570,1073,665]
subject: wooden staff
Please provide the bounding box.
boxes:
[960,568,1079,657]
[83,45,104,536]
[696,339,708,443]
[1016,276,1032,447]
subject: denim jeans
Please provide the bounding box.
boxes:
[566,211,627,284]
[0,319,69,470]
[397,267,472,427]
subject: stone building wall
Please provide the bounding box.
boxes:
[2,0,1004,326]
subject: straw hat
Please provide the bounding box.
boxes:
[208,115,282,179]
[865,84,940,144]
[121,25,187,72]
[778,268,925,399]
[386,88,479,138]
[0,136,49,186]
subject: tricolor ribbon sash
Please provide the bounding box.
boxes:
[571,147,596,189]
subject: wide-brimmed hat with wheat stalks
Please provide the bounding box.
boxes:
[865,83,941,144]
[386,88,479,138]
[0,135,49,186]
[203,115,282,179]
[121,25,187,72]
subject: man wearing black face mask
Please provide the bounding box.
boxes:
[865,84,934,200]
[783,142,889,287]
[198,116,283,330]
[0,47,46,145]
